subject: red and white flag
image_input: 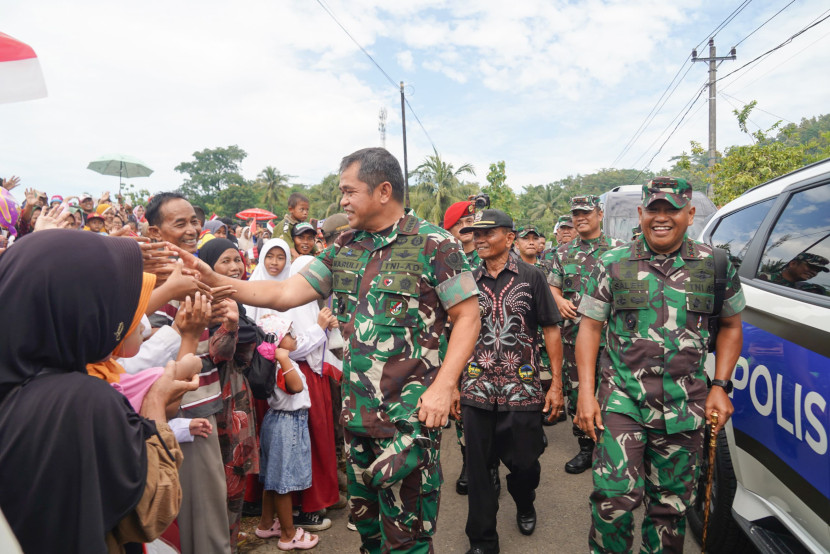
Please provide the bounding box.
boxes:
[0,32,47,104]
[322,349,343,383]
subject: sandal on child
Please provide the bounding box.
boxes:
[254,520,282,538]
[277,527,318,551]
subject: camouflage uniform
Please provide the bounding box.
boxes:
[579,234,745,553]
[454,247,482,449]
[300,209,478,554]
[549,233,623,432]
[534,259,554,387]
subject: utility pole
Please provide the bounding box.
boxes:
[692,39,736,198]
[378,107,387,149]
[400,81,410,208]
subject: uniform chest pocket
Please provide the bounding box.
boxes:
[611,279,649,337]
[333,271,360,324]
[562,270,581,294]
[372,273,421,327]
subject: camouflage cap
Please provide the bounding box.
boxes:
[517,225,540,238]
[459,209,514,233]
[794,252,829,272]
[570,195,601,212]
[557,215,574,228]
[642,177,692,208]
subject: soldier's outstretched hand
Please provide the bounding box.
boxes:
[576,392,604,442]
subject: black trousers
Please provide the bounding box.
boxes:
[462,405,545,553]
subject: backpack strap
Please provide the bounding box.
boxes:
[712,246,728,317]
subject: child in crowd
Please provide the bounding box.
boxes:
[255,315,319,551]
[244,238,291,324]
[86,212,107,234]
[291,222,317,259]
[275,193,310,258]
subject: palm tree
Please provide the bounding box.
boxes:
[410,148,476,224]
[257,166,293,214]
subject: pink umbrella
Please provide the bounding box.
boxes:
[0,32,47,104]
[235,208,278,221]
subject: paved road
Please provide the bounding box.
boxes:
[242,418,702,553]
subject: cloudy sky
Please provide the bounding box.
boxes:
[2,0,829,200]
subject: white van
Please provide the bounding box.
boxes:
[687,159,830,553]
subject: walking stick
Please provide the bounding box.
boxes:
[701,411,718,554]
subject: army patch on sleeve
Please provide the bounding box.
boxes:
[446,250,465,271]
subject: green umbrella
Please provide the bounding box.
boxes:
[87,153,153,197]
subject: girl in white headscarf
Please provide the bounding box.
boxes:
[282,255,342,523]
[244,238,291,324]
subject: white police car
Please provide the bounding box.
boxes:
[688,158,830,553]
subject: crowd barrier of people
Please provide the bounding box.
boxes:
[0,148,743,554]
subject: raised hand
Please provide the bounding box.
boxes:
[34,204,74,232]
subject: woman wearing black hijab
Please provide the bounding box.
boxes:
[197,238,260,552]
[0,230,198,553]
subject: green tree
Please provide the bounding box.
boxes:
[713,102,812,205]
[410,148,476,224]
[175,145,248,208]
[257,166,293,214]
[209,182,264,219]
[308,173,342,218]
[481,161,519,218]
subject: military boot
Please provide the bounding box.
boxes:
[564,437,594,474]
[456,445,468,495]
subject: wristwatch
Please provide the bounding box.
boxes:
[711,379,733,393]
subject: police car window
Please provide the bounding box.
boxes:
[709,198,775,269]
[755,183,830,297]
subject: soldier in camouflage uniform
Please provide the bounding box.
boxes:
[549,196,623,473]
[574,178,745,553]
[189,148,481,554]
[442,200,481,496]
[757,252,829,296]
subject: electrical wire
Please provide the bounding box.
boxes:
[612,0,754,168]
[314,0,437,150]
[716,9,830,85]
[733,0,797,48]
[719,92,794,123]
[610,57,693,167]
[627,82,709,185]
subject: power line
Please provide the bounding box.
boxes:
[314,0,437,150]
[716,9,830,85]
[612,0,755,168]
[719,92,794,123]
[627,82,709,185]
[733,0,797,48]
[610,58,693,167]
[724,27,830,92]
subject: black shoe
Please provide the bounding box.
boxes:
[541,433,548,448]
[293,511,332,531]
[456,446,468,495]
[490,465,501,496]
[516,505,536,535]
[241,500,262,517]
[557,410,567,422]
[565,437,594,474]
[465,548,491,554]
[542,412,557,426]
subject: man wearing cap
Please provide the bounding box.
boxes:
[444,200,480,267]
[575,177,745,553]
[555,215,576,247]
[321,213,350,246]
[516,225,540,265]
[80,193,95,221]
[187,147,481,553]
[549,195,623,474]
[758,252,830,296]
[291,221,317,258]
[458,209,563,554]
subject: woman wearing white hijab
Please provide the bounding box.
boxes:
[244,238,291,324]
[283,255,342,525]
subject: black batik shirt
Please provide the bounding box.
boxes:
[461,250,562,411]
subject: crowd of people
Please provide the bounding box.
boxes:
[0,147,744,554]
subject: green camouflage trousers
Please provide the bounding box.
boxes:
[345,429,442,554]
[563,343,601,438]
[589,412,705,553]
[455,418,464,447]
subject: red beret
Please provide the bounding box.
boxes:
[443,201,474,230]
